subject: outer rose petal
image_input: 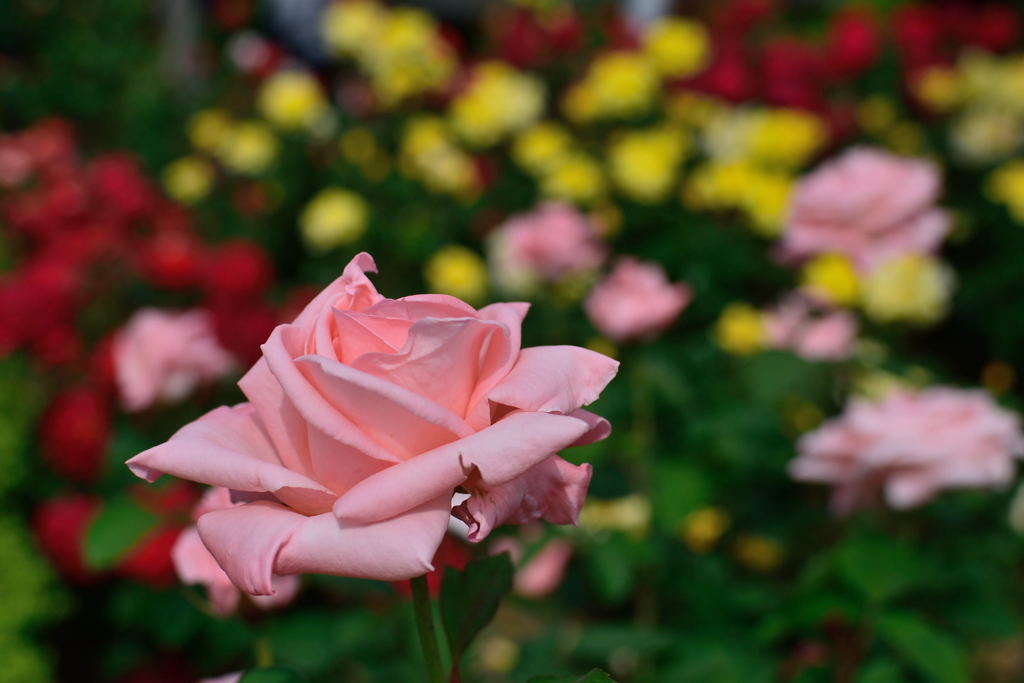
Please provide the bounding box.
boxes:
[568,408,613,446]
[488,346,619,415]
[172,527,240,615]
[332,411,591,524]
[127,404,336,515]
[197,495,451,594]
[454,455,592,542]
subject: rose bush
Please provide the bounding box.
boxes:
[127,253,617,595]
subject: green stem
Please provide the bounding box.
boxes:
[410,574,445,683]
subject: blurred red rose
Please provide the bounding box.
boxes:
[139,229,205,290]
[202,240,273,301]
[88,154,154,219]
[208,300,278,365]
[825,9,880,79]
[32,495,99,584]
[118,526,184,587]
[40,388,110,483]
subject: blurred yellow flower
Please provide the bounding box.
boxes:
[986,159,1024,222]
[299,188,368,253]
[449,62,545,147]
[321,0,384,57]
[400,117,479,197]
[643,17,709,78]
[365,8,456,106]
[162,156,214,204]
[476,636,520,674]
[541,152,605,204]
[258,71,329,131]
[883,121,927,156]
[746,109,827,169]
[714,303,765,356]
[567,51,659,121]
[513,121,572,175]
[852,368,909,400]
[950,108,1023,165]
[855,96,898,134]
[860,254,953,325]
[801,253,859,306]
[339,127,380,166]
[679,507,730,553]
[218,120,277,175]
[187,108,233,153]
[915,66,961,113]
[733,535,783,572]
[740,171,793,237]
[666,91,727,129]
[579,494,652,539]
[608,127,689,203]
[424,245,488,303]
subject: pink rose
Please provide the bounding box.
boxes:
[489,202,607,293]
[491,532,573,598]
[114,308,235,412]
[790,387,1024,514]
[763,295,857,362]
[782,147,950,271]
[585,257,691,342]
[128,253,617,596]
[173,488,299,615]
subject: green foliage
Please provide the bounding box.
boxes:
[441,552,515,664]
[84,495,159,570]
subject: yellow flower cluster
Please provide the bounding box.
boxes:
[299,188,369,253]
[714,303,766,356]
[703,107,827,170]
[399,117,479,198]
[733,535,784,572]
[679,506,730,553]
[339,127,391,182]
[579,494,652,539]
[609,127,689,203]
[424,245,488,304]
[685,160,794,237]
[915,52,1024,163]
[800,253,860,306]
[257,71,330,133]
[449,62,545,147]
[859,254,953,325]
[512,121,572,175]
[986,159,1024,222]
[322,1,455,107]
[563,51,660,122]
[643,17,710,79]
[511,121,605,204]
[162,156,215,204]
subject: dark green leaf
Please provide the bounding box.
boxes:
[835,533,923,604]
[238,667,306,683]
[529,669,617,683]
[441,552,514,663]
[83,496,159,570]
[877,613,968,683]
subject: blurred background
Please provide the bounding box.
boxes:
[5,0,1024,681]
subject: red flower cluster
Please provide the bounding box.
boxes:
[0,120,281,586]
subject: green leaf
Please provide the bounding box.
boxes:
[835,532,923,604]
[83,496,159,570]
[877,613,969,683]
[441,552,514,664]
[856,658,904,683]
[238,667,306,683]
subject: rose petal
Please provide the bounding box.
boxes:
[290,252,382,333]
[126,404,337,515]
[351,317,512,419]
[332,411,590,524]
[197,495,451,593]
[298,352,474,458]
[488,345,619,415]
[454,455,592,542]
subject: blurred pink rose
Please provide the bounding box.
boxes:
[790,387,1024,513]
[491,534,573,598]
[114,308,235,412]
[200,675,241,683]
[763,295,857,362]
[128,253,617,595]
[173,488,299,615]
[782,147,949,271]
[585,257,691,342]
[489,202,607,293]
